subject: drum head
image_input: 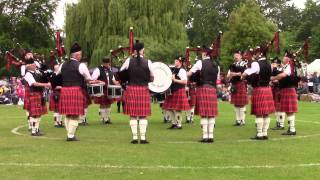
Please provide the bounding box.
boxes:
[148,62,172,93]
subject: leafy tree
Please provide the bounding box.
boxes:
[65,0,189,66]
[221,0,276,68]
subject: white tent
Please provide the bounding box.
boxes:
[307,59,320,75]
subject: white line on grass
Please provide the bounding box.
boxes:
[0,162,319,170]
[11,124,320,144]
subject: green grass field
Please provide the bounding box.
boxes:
[0,102,319,179]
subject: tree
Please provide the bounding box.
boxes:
[221,0,276,68]
[65,0,189,66]
[0,0,58,77]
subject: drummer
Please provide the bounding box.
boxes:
[92,57,120,124]
[163,56,190,129]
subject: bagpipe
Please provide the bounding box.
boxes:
[110,27,135,85]
[184,31,223,85]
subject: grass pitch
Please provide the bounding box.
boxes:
[0,102,319,179]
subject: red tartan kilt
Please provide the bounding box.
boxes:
[251,87,275,116]
[231,81,248,106]
[123,85,151,117]
[83,89,92,108]
[23,86,30,110]
[195,86,218,117]
[280,88,298,113]
[49,90,59,112]
[272,87,281,111]
[59,87,85,116]
[188,88,196,106]
[94,88,114,106]
[163,88,190,111]
[28,92,47,117]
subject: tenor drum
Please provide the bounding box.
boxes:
[107,85,123,99]
[148,62,172,93]
[87,83,104,97]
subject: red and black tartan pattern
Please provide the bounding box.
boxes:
[251,87,275,116]
[230,81,248,106]
[280,88,298,113]
[94,86,114,106]
[188,88,196,106]
[162,88,191,111]
[123,85,151,117]
[195,86,218,117]
[28,92,47,117]
[49,90,59,112]
[23,86,30,110]
[272,86,281,112]
[59,87,85,116]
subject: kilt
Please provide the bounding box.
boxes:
[23,86,30,110]
[28,92,47,117]
[188,88,196,106]
[279,88,298,113]
[94,86,114,106]
[272,86,281,112]
[195,86,218,117]
[123,85,151,117]
[162,88,190,111]
[230,81,248,106]
[59,87,86,116]
[49,90,60,112]
[83,89,92,108]
[251,87,275,116]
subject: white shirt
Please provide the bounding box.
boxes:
[176,68,187,81]
[91,67,116,81]
[20,65,26,77]
[190,59,220,77]
[120,57,154,76]
[282,63,292,76]
[57,58,92,81]
[243,58,268,75]
[24,71,36,86]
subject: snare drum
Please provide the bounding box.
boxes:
[153,88,172,104]
[87,83,104,97]
[107,85,123,99]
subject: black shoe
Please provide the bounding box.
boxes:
[207,138,214,143]
[79,122,88,126]
[282,131,296,136]
[262,136,268,140]
[168,124,177,129]
[186,120,193,124]
[234,121,241,126]
[54,124,60,128]
[271,126,285,130]
[251,136,264,140]
[140,140,150,144]
[58,123,65,128]
[131,140,139,144]
[199,139,208,143]
[31,131,44,136]
[105,121,112,124]
[176,126,183,129]
[66,136,78,141]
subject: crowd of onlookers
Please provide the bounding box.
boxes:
[0,71,319,105]
[0,76,25,105]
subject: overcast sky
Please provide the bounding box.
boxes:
[53,0,307,29]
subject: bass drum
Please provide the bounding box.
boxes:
[148,62,172,93]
